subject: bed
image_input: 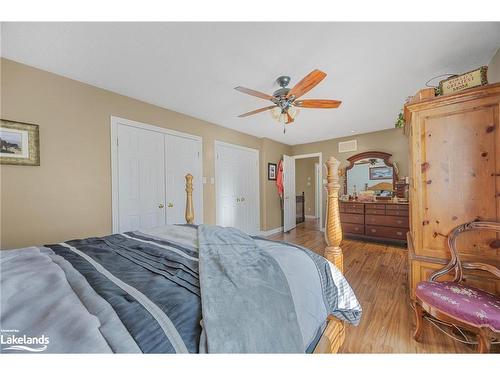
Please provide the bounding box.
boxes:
[0,157,360,353]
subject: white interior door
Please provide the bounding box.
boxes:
[215,142,260,235]
[165,134,202,224]
[283,154,296,232]
[117,124,166,232]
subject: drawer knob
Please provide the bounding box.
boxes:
[371,229,376,233]
[397,231,403,236]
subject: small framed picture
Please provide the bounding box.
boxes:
[268,163,277,180]
[369,166,393,180]
[1,119,40,166]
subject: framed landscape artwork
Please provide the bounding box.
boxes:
[0,119,40,166]
[369,166,392,180]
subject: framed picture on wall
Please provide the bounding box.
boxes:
[369,166,393,180]
[268,163,277,180]
[0,119,40,166]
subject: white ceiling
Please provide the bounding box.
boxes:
[1,22,499,145]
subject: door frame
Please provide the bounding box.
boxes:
[110,116,203,233]
[293,152,323,230]
[314,162,320,218]
[214,140,260,234]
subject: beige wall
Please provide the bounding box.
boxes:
[0,58,410,247]
[488,48,500,83]
[295,157,318,218]
[0,58,288,248]
[291,128,409,226]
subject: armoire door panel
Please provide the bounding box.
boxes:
[415,104,499,261]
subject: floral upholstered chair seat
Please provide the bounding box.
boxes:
[412,221,500,352]
[416,281,500,332]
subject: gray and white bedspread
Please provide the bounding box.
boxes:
[0,224,361,353]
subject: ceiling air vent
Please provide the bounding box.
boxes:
[338,139,357,153]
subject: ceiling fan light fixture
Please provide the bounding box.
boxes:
[271,106,282,120]
[288,106,299,120]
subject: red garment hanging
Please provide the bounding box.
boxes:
[276,159,284,198]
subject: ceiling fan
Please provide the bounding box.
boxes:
[234,69,341,129]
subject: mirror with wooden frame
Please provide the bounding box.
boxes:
[344,151,398,199]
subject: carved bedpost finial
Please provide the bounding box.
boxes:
[324,156,344,273]
[185,174,194,224]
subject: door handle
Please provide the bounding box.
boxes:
[241,197,245,202]
[236,198,240,202]
[158,203,164,209]
[167,202,173,208]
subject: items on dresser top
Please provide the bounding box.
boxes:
[339,200,409,244]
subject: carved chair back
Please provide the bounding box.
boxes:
[430,221,500,283]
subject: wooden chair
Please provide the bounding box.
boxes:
[413,221,500,353]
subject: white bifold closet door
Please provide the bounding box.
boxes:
[215,141,260,235]
[165,134,202,225]
[283,154,296,232]
[115,121,202,233]
[117,125,166,232]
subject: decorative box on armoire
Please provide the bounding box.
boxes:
[404,83,500,299]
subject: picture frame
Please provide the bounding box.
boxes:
[268,162,277,180]
[369,166,393,180]
[0,119,40,166]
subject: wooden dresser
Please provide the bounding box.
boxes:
[339,201,409,243]
[405,83,500,299]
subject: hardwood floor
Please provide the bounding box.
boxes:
[268,219,498,353]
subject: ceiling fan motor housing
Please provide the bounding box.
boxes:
[276,75,291,88]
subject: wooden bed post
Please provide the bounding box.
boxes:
[324,156,343,273]
[185,174,194,224]
[312,156,346,354]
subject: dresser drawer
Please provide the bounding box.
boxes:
[342,223,365,235]
[365,215,409,228]
[340,213,364,224]
[365,203,386,210]
[340,202,364,210]
[345,208,364,214]
[386,204,409,211]
[386,210,409,217]
[366,208,386,215]
[365,225,408,240]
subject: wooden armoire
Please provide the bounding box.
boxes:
[404,83,500,299]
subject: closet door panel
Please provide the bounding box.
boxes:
[117,125,166,232]
[216,142,259,234]
[165,134,202,225]
[217,145,239,228]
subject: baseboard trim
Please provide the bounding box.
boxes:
[305,215,318,219]
[259,226,283,237]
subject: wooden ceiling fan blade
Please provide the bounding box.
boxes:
[238,105,277,118]
[285,111,294,124]
[286,69,327,99]
[293,99,342,108]
[234,86,275,101]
